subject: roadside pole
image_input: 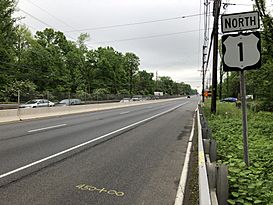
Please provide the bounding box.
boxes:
[240,71,249,166]
[17,90,21,121]
[211,0,221,113]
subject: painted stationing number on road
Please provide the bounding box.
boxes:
[222,32,261,71]
[221,11,260,33]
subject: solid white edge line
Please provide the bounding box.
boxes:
[28,124,67,133]
[0,102,189,179]
[174,107,197,205]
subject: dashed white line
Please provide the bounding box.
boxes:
[28,124,67,133]
[119,111,130,115]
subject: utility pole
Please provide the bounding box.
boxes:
[211,0,221,113]
[202,46,206,102]
[202,0,210,102]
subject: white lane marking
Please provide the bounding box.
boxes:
[0,102,188,179]
[174,109,196,205]
[28,124,67,133]
[119,111,130,115]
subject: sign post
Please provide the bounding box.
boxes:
[221,11,261,166]
[240,71,249,165]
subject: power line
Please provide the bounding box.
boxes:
[25,0,77,31]
[91,29,206,44]
[18,9,94,49]
[65,13,209,33]
[20,9,52,28]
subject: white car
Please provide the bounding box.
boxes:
[19,99,55,108]
[120,98,131,103]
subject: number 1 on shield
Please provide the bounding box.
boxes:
[238,42,243,62]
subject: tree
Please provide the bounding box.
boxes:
[0,0,17,90]
[94,47,126,94]
[135,70,154,95]
[123,52,140,95]
[16,29,69,92]
[157,76,174,95]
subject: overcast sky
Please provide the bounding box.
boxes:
[15,0,256,91]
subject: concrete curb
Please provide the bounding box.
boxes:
[174,108,197,205]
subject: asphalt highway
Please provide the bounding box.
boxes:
[0,97,198,205]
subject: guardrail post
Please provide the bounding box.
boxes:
[216,165,228,205]
[210,139,217,162]
[207,162,217,189]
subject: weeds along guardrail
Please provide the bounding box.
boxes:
[198,104,229,205]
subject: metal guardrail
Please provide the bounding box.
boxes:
[198,107,212,205]
[198,104,228,205]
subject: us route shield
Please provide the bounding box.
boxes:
[222,32,261,71]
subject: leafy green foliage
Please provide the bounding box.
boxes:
[204,102,273,204]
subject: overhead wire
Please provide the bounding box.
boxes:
[18,8,94,49]
[65,13,209,32]
[17,5,209,50]
[25,0,78,31]
[91,29,207,44]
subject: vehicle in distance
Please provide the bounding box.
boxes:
[19,99,54,108]
[120,98,131,103]
[187,95,190,98]
[220,97,237,102]
[56,99,81,106]
[131,95,143,101]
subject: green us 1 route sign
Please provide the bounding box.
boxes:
[222,31,261,71]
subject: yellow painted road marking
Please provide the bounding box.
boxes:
[199,151,205,166]
[76,184,125,197]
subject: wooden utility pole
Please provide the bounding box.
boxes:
[202,0,210,103]
[211,0,221,113]
[202,46,206,102]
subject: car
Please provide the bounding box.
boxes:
[56,99,81,106]
[131,95,143,101]
[187,95,190,98]
[19,99,55,108]
[220,97,237,103]
[120,98,131,103]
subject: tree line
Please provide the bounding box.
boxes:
[0,0,196,102]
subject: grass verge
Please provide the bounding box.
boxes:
[203,101,273,204]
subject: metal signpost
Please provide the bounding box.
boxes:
[221,11,261,166]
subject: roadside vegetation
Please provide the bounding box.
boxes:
[203,101,273,204]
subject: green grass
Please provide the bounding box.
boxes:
[203,101,273,204]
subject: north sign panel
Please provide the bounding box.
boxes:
[221,11,260,33]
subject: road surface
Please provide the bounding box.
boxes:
[0,97,198,205]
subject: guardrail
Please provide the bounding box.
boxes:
[198,104,228,205]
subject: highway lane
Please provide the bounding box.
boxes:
[0,97,198,204]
